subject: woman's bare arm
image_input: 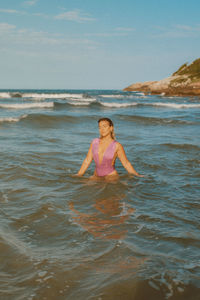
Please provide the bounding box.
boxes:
[77,143,93,176]
[117,143,143,177]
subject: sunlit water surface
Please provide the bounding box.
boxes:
[0,90,199,300]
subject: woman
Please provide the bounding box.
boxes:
[77,117,143,178]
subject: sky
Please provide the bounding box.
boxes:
[0,0,200,89]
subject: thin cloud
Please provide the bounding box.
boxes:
[0,23,16,33]
[152,24,200,38]
[23,0,38,6]
[86,32,129,37]
[0,7,95,23]
[32,12,49,18]
[0,22,98,50]
[0,8,26,14]
[175,24,200,31]
[175,24,193,31]
[55,10,96,23]
[0,7,47,18]
[86,28,135,38]
[115,27,136,32]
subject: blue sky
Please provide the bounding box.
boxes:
[0,0,200,89]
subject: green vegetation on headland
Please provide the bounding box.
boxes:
[171,58,200,85]
[173,58,200,78]
[124,58,200,96]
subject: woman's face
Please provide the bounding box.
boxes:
[99,120,113,138]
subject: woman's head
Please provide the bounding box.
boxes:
[98,117,115,139]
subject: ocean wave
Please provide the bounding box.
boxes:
[21,93,96,101]
[23,93,83,99]
[0,115,27,123]
[101,101,200,109]
[54,101,103,109]
[3,99,197,112]
[0,226,33,256]
[100,95,126,98]
[135,92,145,96]
[54,102,90,110]
[101,102,138,108]
[12,112,103,127]
[116,114,194,125]
[61,100,140,109]
[150,102,200,109]
[161,143,200,151]
[0,92,24,98]
[72,97,96,102]
[18,113,85,127]
[0,102,54,109]
[66,96,96,104]
[84,101,200,109]
[0,92,11,98]
[100,93,145,99]
[10,92,23,98]
[0,92,96,100]
[67,101,92,106]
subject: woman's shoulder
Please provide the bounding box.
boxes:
[114,141,123,150]
[91,138,99,145]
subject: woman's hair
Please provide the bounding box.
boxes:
[98,117,116,140]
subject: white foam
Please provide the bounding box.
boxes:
[68,101,91,106]
[70,97,96,102]
[23,93,84,99]
[135,92,145,96]
[0,117,20,123]
[100,94,146,99]
[101,102,138,108]
[0,102,54,109]
[151,102,200,109]
[0,114,28,123]
[0,92,11,98]
[100,95,124,98]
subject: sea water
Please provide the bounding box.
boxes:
[0,89,199,299]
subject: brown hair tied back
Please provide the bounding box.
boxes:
[98,117,116,140]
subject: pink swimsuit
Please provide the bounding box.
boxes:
[92,138,117,176]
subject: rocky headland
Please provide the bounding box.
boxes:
[124,58,200,96]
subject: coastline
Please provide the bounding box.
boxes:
[123,58,200,97]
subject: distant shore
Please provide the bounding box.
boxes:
[124,58,200,96]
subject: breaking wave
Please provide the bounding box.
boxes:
[101,101,200,109]
[1,100,199,111]
[100,93,145,99]
[101,102,138,108]
[0,102,54,109]
[0,115,27,123]
[116,114,195,125]
[0,92,11,99]
[23,93,84,99]
[67,101,93,106]
[19,113,83,127]
[0,92,96,101]
[149,102,200,109]
[55,100,200,110]
[100,95,129,98]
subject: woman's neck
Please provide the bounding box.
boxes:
[100,135,113,142]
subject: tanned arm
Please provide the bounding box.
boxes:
[77,143,93,176]
[117,143,143,177]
